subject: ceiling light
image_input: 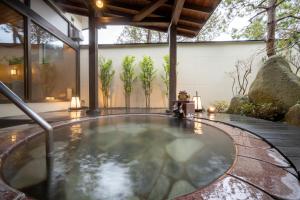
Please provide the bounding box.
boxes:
[96,0,104,8]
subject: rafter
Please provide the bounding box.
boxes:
[97,16,169,27]
[133,0,167,22]
[171,0,185,25]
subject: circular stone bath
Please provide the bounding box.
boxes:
[2,115,235,200]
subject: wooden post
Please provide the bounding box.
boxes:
[87,8,100,115]
[168,23,177,110]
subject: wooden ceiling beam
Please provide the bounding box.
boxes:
[132,0,167,22]
[105,2,203,26]
[171,0,185,25]
[97,16,169,27]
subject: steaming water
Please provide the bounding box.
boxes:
[3,115,235,200]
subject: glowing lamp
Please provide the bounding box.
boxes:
[96,0,104,8]
[207,106,216,113]
[45,97,55,101]
[192,91,203,112]
[70,96,81,110]
[10,68,17,76]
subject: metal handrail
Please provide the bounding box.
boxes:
[0,81,53,173]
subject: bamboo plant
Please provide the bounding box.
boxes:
[161,55,170,99]
[139,56,156,108]
[120,56,136,109]
[99,57,115,108]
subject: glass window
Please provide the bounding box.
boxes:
[0,3,24,102]
[31,23,76,102]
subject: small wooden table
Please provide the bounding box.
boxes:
[172,100,195,117]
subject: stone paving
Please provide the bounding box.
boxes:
[0,110,300,199]
[195,113,300,176]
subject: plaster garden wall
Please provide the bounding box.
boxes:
[80,41,266,109]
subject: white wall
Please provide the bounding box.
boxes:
[80,41,266,108]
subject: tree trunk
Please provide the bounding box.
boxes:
[266,0,276,57]
[125,93,130,110]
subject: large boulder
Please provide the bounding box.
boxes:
[248,56,300,111]
[285,103,300,127]
[227,95,250,114]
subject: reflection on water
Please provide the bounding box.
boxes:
[3,115,235,200]
[194,122,203,134]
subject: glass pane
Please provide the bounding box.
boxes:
[0,3,24,102]
[31,23,76,102]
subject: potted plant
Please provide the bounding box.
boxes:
[120,55,136,109]
[99,57,115,108]
[139,56,156,108]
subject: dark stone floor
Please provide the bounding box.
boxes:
[195,113,300,176]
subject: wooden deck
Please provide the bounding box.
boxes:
[195,113,300,176]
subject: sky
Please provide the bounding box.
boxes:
[80,17,251,45]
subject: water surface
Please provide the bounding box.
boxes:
[3,115,235,200]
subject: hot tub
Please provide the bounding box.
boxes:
[2,115,235,200]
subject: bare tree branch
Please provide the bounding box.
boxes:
[277,15,300,22]
[275,0,286,7]
[249,9,267,22]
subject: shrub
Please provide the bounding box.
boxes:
[213,100,229,113]
[240,102,285,121]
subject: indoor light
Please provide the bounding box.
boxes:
[207,106,216,113]
[70,96,81,110]
[192,91,203,112]
[10,68,17,76]
[96,0,104,8]
[45,97,55,101]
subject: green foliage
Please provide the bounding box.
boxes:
[120,56,136,94]
[161,55,170,97]
[99,57,115,108]
[139,56,156,108]
[0,56,23,65]
[213,100,229,113]
[239,102,286,121]
[232,19,265,40]
[120,56,136,108]
[225,0,300,52]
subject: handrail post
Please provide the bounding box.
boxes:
[0,81,54,191]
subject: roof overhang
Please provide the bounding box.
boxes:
[52,0,221,37]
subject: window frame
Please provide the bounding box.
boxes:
[1,0,80,102]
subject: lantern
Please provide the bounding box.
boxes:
[70,96,81,110]
[192,91,203,112]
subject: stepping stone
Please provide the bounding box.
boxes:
[10,158,46,189]
[229,156,300,200]
[166,138,203,162]
[148,175,170,200]
[196,175,273,200]
[168,180,196,199]
[237,146,290,167]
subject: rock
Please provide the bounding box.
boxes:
[248,56,300,111]
[227,95,250,114]
[186,152,232,187]
[165,138,203,162]
[29,141,68,158]
[10,158,46,189]
[285,103,300,127]
[163,158,185,179]
[148,175,170,200]
[168,180,196,199]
